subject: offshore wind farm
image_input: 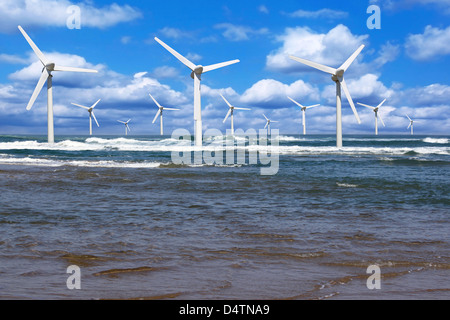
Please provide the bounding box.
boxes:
[0,1,448,302]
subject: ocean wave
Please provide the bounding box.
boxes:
[0,156,161,168]
[423,137,449,144]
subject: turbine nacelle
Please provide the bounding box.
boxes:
[190,65,204,79]
[45,62,56,71]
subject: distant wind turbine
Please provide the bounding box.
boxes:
[154,37,239,147]
[263,114,278,135]
[289,45,364,147]
[406,114,416,135]
[357,99,386,135]
[117,119,131,135]
[149,93,180,136]
[287,97,320,135]
[220,94,251,136]
[71,99,101,135]
[18,25,98,143]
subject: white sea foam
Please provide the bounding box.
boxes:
[0,156,161,168]
[423,137,449,144]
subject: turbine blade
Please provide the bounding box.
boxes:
[26,69,49,110]
[289,55,337,75]
[148,93,163,109]
[18,25,48,66]
[127,124,131,132]
[378,113,386,127]
[220,94,234,109]
[92,111,100,127]
[234,107,251,110]
[264,122,268,129]
[154,37,196,71]
[203,60,240,73]
[91,99,101,109]
[306,104,320,109]
[223,109,231,123]
[338,45,365,72]
[407,123,411,129]
[152,109,161,124]
[53,65,98,73]
[376,98,387,109]
[117,120,126,124]
[357,102,375,110]
[163,108,180,111]
[341,78,361,124]
[263,114,269,121]
[406,114,412,121]
[71,103,90,110]
[287,96,304,108]
[271,121,279,123]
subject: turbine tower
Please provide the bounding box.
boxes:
[289,45,364,147]
[71,99,101,135]
[154,37,239,147]
[220,94,251,136]
[18,25,98,143]
[357,99,386,135]
[118,119,131,135]
[263,114,278,135]
[287,97,320,135]
[149,93,180,136]
[406,114,415,135]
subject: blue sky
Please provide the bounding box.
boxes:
[0,0,449,136]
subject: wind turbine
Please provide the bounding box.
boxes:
[220,94,251,136]
[149,93,180,135]
[117,119,131,135]
[289,45,364,147]
[18,25,98,143]
[287,97,320,135]
[357,99,386,135]
[263,114,278,135]
[406,114,416,135]
[71,99,101,135]
[154,37,239,147]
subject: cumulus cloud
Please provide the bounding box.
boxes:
[405,25,450,61]
[0,0,142,33]
[266,25,369,73]
[240,79,320,107]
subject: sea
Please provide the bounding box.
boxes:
[0,133,448,300]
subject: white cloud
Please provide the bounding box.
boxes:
[258,5,269,14]
[0,53,29,64]
[405,25,450,61]
[214,23,269,41]
[266,25,369,73]
[287,8,348,19]
[0,0,142,32]
[240,79,320,107]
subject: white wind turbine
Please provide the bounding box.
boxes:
[287,97,320,135]
[117,119,131,135]
[406,114,416,135]
[18,25,98,144]
[149,93,180,135]
[289,45,365,148]
[220,94,251,136]
[357,99,386,135]
[154,37,239,147]
[71,99,101,135]
[263,114,278,135]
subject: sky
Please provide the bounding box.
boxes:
[0,0,449,136]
